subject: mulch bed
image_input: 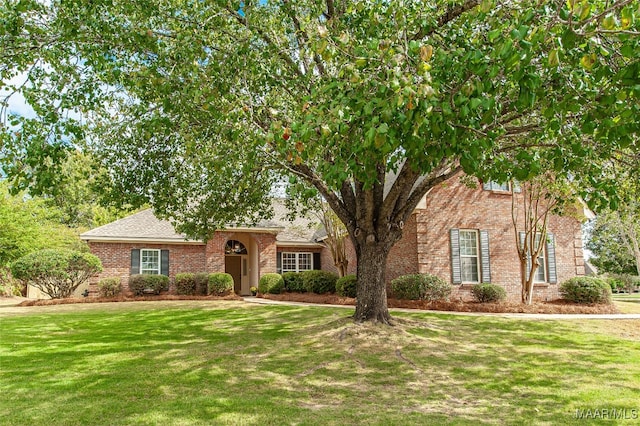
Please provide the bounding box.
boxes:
[13,292,619,314]
[16,294,243,307]
[261,292,620,314]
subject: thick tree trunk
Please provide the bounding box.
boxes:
[353,242,392,324]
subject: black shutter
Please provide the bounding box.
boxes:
[479,230,491,283]
[519,232,531,281]
[450,229,462,284]
[131,249,140,275]
[313,252,321,270]
[161,250,170,276]
[546,233,557,284]
[276,252,282,274]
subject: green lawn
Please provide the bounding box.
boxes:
[613,294,640,313]
[1,301,639,425]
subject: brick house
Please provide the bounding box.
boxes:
[81,176,589,301]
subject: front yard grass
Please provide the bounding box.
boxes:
[1,300,639,425]
[613,294,640,314]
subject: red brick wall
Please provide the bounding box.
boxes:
[88,242,206,295]
[319,239,357,276]
[204,231,278,274]
[386,214,419,285]
[414,177,584,302]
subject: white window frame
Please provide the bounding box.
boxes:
[533,234,548,283]
[459,230,480,284]
[485,181,521,193]
[281,252,314,273]
[140,249,161,275]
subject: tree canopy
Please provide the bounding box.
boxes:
[1,0,639,321]
[0,181,86,268]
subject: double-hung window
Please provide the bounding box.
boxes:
[140,249,161,275]
[281,252,313,273]
[533,234,547,283]
[450,229,491,284]
[459,230,480,283]
[519,232,557,284]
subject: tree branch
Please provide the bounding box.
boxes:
[412,0,480,40]
[325,0,336,19]
[225,6,306,82]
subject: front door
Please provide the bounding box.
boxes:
[225,256,242,294]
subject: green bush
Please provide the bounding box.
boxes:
[560,277,612,304]
[301,270,338,294]
[128,274,169,296]
[11,249,103,299]
[208,273,234,296]
[471,284,507,303]
[391,274,451,301]
[608,274,640,294]
[194,272,210,295]
[259,273,284,294]
[174,273,196,295]
[97,277,122,297]
[604,275,622,293]
[282,272,305,293]
[336,274,357,298]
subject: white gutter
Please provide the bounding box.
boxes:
[80,236,205,245]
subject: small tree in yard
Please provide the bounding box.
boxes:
[318,201,350,278]
[11,249,102,299]
[512,173,577,305]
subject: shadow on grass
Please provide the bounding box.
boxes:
[1,303,639,425]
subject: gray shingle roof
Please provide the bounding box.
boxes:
[80,200,323,244]
[80,209,192,241]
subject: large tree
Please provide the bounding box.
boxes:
[586,164,640,276]
[2,0,639,322]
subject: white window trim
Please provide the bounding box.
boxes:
[485,181,521,193]
[459,230,480,284]
[533,235,548,283]
[140,249,161,275]
[281,252,314,273]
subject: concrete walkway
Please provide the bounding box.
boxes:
[243,297,640,320]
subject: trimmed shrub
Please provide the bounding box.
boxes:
[174,273,196,295]
[259,273,285,294]
[391,274,452,301]
[11,249,103,299]
[301,270,338,294]
[208,273,234,296]
[336,274,357,298]
[97,277,122,297]
[560,277,612,304]
[471,284,507,303]
[282,272,305,293]
[194,272,210,295]
[128,274,170,296]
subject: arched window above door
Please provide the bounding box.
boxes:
[225,240,247,255]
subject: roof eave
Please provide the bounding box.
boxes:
[81,236,205,245]
[276,241,325,248]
